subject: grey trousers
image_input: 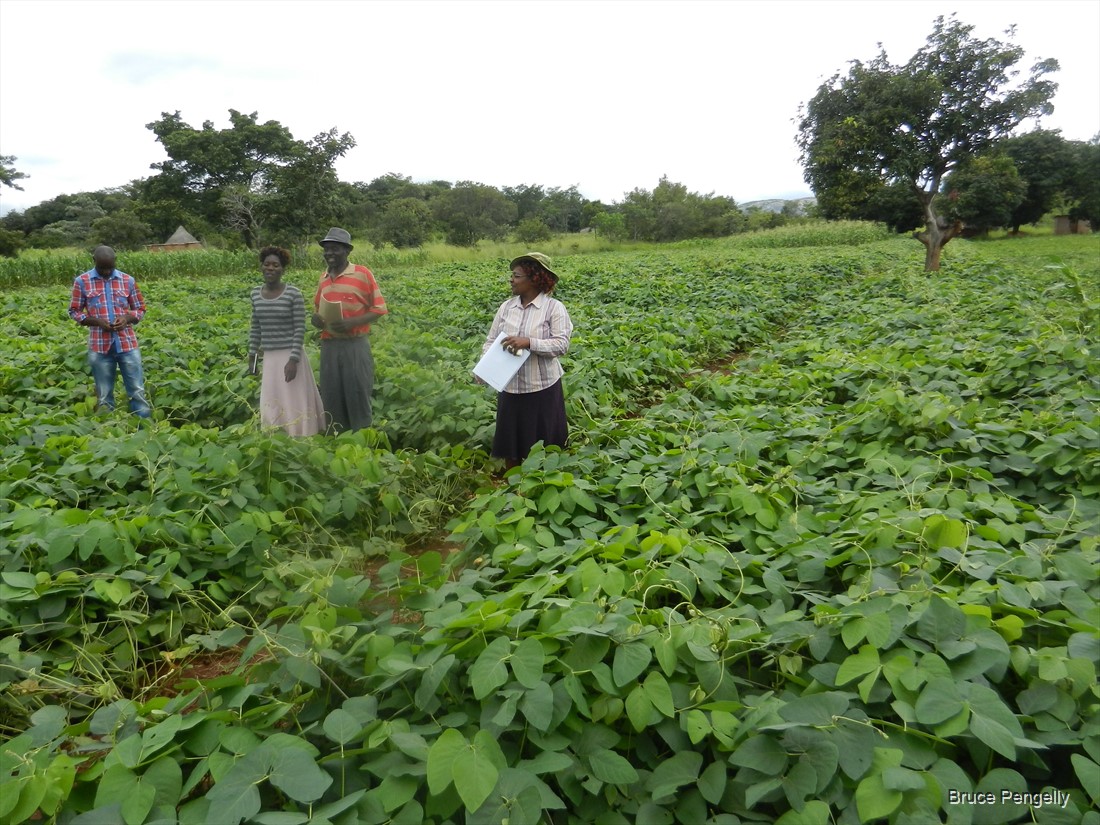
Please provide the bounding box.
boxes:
[319,337,375,433]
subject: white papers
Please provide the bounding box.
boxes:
[473,332,530,391]
[319,297,344,324]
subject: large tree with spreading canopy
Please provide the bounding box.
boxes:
[796,16,1058,270]
[145,110,355,247]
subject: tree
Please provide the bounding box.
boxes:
[90,211,154,251]
[620,177,744,241]
[1067,136,1100,229]
[144,111,354,247]
[262,128,357,246]
[944,154,1026,235]
[220,185,265,248]
[538,185,587,233]
[514,218,553,245]
[797,16,1059,270]
[1,155,28,190]
[373,197,435,248]
[433,182,517,246]
[863,182,926,233]
[0,228,24,257]
[1000,130,1075,232]
[591,212,627,242]
[502,184,546,223]
[620,187,657,241]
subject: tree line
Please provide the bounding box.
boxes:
[0,111,792,258]
[3,16,1097,267]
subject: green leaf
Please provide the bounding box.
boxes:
[519,680,555,732]
[452,733,501,812]
[855,773,903,823]
[881,766,925,792]
[729,735,788,774]
[142,756,183,811]
[538,487,560,513]
[643,671,675,717]
[427,729,466,795]
[96,764,138,809]
[685,760,722,806]
[914,677,965,725]
[917,597,965,644]
[836,645,881,686]
[588,748,639,785]
[204,749,267,825]
[841,617,867,650]
[646,750,703,800]
[777,692,849,726]
[973,768,1027,825]
[510,637,545,689]
[323,709,362,745]
[684,709,710,745]
[1068,632,1100,663]
[1072,754,1100,805]
[253,814,310,825]
[7,776,48,825]
[375,775,419,814]
[625,685,654,732]
[834,720,876,780]
[282,656,321,688]
[613,643,652,687]
[776,800,832,825]
[269,748,332,803]
[922,514,968,549]
[121,780,157,825]
[781,759,817,809]
[141,714,183,761]
[967,683,1023,760]
[470,637,510,700]
[653,635,678,676]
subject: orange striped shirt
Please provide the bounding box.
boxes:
[314,263,388,339]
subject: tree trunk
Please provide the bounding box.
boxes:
[912,196,963,272]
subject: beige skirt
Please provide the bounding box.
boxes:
[259,349,326,437]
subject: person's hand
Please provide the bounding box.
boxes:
[310,313,325,329]
[329,318,355,334]
[502,335,530,355]
[109,315,133,331]
[88,317,111,329]
[284,360,298,382]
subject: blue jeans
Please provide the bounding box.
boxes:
[88,346,151,418]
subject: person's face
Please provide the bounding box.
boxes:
[94,254,116,277]
[322,242,350,271]
[510,266,531,295]
[262,254,284,284]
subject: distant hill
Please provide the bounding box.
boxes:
[741,197,816,214]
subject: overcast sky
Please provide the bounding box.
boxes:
[1,0,1097,215]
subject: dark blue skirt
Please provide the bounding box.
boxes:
[492,379,567,461]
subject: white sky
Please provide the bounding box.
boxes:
[1,0,1097,214]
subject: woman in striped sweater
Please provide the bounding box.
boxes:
[248,246,326,436]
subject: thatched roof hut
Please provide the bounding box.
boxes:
[147,226,203,252]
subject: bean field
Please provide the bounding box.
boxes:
[1,228,1098,825]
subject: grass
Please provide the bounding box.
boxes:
[4,219,1095,289]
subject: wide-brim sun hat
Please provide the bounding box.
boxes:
[319,227,354,249]
[510,251,558,282]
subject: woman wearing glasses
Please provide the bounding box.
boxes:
[480,252,574,471]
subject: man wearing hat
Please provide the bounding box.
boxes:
[311,228,388,432]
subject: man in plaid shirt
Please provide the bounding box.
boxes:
[68,246,152,418]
